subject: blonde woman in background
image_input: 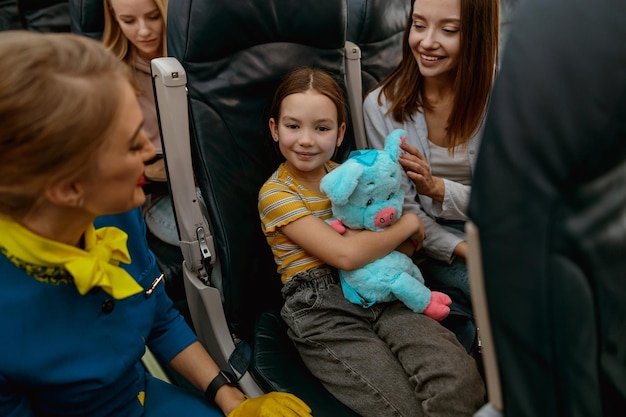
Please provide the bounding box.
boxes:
[103,0,167,153]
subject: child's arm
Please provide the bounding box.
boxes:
[396,238,420,257]
[342,226,425,257]
[281,212,423,271]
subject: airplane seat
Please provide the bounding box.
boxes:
[346,0,408,96]
[157,0,360,415]
[343,0,409,149]
[7,0,72,32]
[465,222,502,417]
[68,0,102,39]
[468,0,626,415]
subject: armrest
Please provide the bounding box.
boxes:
[151,57,263,397]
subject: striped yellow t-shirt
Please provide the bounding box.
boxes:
[258,161,339,283]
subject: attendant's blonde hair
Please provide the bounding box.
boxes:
[0,31,131,218]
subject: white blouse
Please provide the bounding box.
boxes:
[428,140,472,186]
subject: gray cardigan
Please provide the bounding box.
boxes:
[363,87,481,262]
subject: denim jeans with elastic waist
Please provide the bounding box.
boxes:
[281,265,486,417]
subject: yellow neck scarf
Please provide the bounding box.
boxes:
[0,217,143,299]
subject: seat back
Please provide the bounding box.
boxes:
[166,0,354,340]
[465,221,502,416]
[469,0,626,415]
[68,0,102,39]
[16,0,71,32]
[344,0,409,149]
[346,0,409,95]
[160,1,360,415]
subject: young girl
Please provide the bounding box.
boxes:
[258,67,485,417]
[363,0,500,353]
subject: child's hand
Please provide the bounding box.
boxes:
[409,237,423,253]
[411,223,426,246]
[397,212,424,237]
[395,212,426,251]
[396,238,418,256]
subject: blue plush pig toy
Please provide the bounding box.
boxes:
[319,129,451,320]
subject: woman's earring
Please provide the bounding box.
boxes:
[77,197,84,208]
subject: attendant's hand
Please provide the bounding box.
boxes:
[399,142,445,202]
[227,392,313,417]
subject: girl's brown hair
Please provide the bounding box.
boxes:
[0,31,131,218]
[372,0,499,150]
[269,67,348,128]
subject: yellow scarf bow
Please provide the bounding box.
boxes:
[0,217,143,299]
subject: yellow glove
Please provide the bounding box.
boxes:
[227,392,313,417]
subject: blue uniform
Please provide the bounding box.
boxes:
[0,208,221,416]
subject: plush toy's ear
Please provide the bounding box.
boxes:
[320,160,364,205]
[384,128,407,162]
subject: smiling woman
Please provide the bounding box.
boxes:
[409,0,462,91]
[363,0,500,356]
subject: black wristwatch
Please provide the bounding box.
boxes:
[205,370,238,403]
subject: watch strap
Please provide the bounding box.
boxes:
[205,370,237,403]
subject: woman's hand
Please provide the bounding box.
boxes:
[399,142,445,202]
[227,392,313,417]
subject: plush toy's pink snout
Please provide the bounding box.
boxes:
[374,207,396,228]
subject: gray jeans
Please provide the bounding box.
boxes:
[281,265,486,417]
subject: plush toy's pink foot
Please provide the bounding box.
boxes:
[423,291,452,321]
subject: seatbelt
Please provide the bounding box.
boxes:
[344,41,369,150]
